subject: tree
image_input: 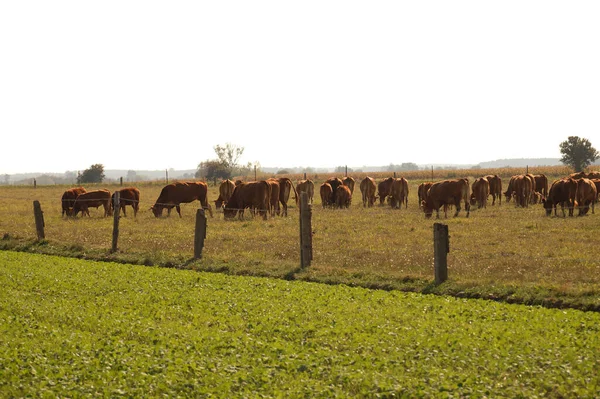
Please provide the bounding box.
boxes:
[214,143,244,170]
[127,170,137,182]
[559,136,599,172]
[195,160,231,181]
[77,164,105,184]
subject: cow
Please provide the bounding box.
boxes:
[110,187,140,217]
[342,177,356,195]
[61,187,87,217]
[512,175,533,208]
[320,183,333,208]
[484,175,502,205]
[389,177,409,209]
[377,177,394,205]
[71,189,111,217]
[417,182,434,209]
[335,184,352,209]
[570,171,600,180]
[275,177,297,216]
[470,177,490,209]
[533,174,548,198]
[591,179,600,202]
[265,179,281,217]
[542,178,577,217]
[503,175,519,203]
[214,179,236,210]
[224,181,270,220]
[296,179,315,205]
[588,171,600,179]
[151,182,213,218]
[576,178,597,216]
[325,177,344,205]
[359,177,377,207]
[421,179,470,218]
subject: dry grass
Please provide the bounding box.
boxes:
[1,169,599,310]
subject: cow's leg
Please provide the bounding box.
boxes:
[454,201,460,217]
[282,202,287,217]
[176,205,182,217]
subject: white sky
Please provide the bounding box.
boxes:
[1,1,599,174]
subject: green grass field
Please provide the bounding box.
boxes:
[1,166,599,310]
[1,251,598,398]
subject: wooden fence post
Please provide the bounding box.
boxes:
[299,192,313,268]
[34,179,37,189]
[33,200,45,241]
[194,208,207,259]
[120,177,123,186]
[111,191,120,252]
[433,223,449,284]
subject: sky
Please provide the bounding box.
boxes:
[1,1,599,174]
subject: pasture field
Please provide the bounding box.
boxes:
[1,251,599,397]
[0,165,599,311]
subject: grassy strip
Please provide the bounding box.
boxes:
[1,251,599,397]
[2,234,599,312]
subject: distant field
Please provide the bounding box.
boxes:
[0,165,599,310]
[1,252,598,397]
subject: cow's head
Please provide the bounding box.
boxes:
[214,198,225,210]
[542,198,553,216]
[223,207,237,219]
[150,205,163,218]
[421,200,433,218]
[469,194,477,206]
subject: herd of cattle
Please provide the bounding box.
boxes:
[59,171,600,220]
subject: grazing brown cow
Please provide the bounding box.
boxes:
[512,175,533,208]
[503,175,518,203]
[588,171,600,179]
[335,184,352,209]
[265,179,281,217]
[533,174,548,198]
[214,179,236,210]
[570,171,600,180]
[359,177,377,207]
[111,187,140,217]
[470,177,490,209]
[421,179,470,218]
[72,189,111,217]
[576,178,597,216]
[417,182,433,209]
[61,187,87,217]
[543,178,577,217]
[325,177,344,205]
[296,179,315,204]
[484,175,502,205]
[151,182,213,218]
[591,179,600,202]
[389,177,409,209]
[342,177,356,195]
[377,177,394,205]
[224,181,270,220]
[276,177,297,216]
[320,183,333,208]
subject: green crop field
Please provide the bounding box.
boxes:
[1,251,598,398]
[1,166,599,310]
